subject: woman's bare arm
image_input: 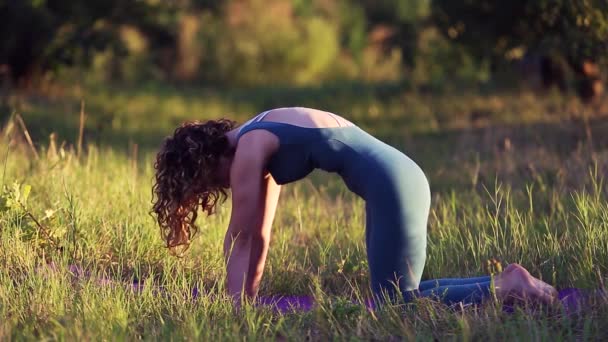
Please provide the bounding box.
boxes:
[223,131,280,301]
[245,174,280,296]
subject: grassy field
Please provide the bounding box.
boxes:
[1,83,608,340]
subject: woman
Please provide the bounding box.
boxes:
[152,107,557,306]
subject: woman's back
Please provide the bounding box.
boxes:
[237,108,426,200]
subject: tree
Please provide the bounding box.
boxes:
[432,0,608,101]
[358,0,431,68]
[0,0,174,86]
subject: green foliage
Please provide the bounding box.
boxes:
[0,0,176,83]
[412,27,490,87]
[0,182,63,252]
[0,183,32,212]
[529,1,608,62]
[0,0,454,87]
[1,0,606,90]
[432,0,608,65]
[359,0,432,67]
[199,0,341,86]
[337,2,367,62]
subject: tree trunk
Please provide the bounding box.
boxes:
[575,60,603,103]
[539,56,567,92]
[174,13,202,82]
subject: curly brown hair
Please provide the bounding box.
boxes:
[152,119,237,251]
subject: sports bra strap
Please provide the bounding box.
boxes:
[237,110,271,136]
[254,110,271,122]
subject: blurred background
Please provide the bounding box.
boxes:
[1,0,607,190]
[1,0,607,94]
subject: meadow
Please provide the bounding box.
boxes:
[1,82,608,340]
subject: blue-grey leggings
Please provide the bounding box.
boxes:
[364,159,492,306]
[236,117,492,306]
[414,276,492,305]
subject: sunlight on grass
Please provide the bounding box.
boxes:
[1,88,607,339]
[0,139,606,339]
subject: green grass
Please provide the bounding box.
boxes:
[1,83,608,340]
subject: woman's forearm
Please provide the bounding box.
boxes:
[224,234,266,299]
[223,169,280,302]
[224,234,252,299]
[246,235,270,296]
[224,233,269,299]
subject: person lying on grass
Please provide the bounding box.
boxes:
[151,107,557,307]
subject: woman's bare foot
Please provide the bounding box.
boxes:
[494,264,558,304]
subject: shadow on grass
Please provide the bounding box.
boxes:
[3,82,608,193]
[2,80,414,152]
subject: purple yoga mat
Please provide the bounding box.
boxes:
[256,295,378,313]
[256,296,316,313]
[557,288,606,313]
[259,289,605,314]
[38,264,606,314]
